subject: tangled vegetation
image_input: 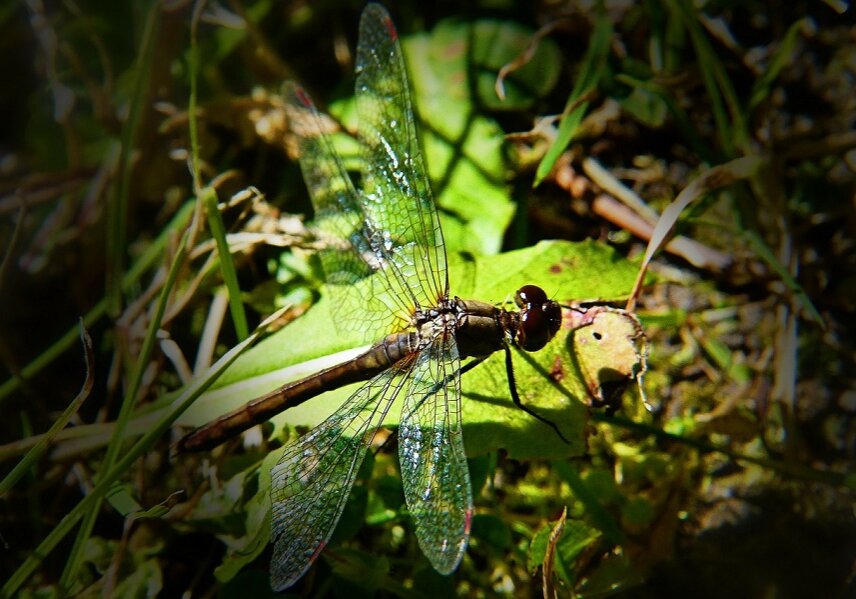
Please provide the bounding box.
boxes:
[1,1,854,596]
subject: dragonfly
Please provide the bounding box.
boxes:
[178,4,568,590]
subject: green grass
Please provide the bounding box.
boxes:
[1,1,853,596]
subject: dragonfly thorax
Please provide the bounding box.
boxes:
[413,297,468,344]
[452,298,508,358]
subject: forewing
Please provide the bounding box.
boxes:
[398,332,472,574]
[283,82,409,339]
[355,4,449,313]
[269,361,413,590]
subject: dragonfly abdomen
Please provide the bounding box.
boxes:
[177,332,421,453]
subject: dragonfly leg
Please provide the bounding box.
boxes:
[503,344,570,444]
[458,355,488,377]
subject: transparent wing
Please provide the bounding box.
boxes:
[284,5,448,339]
[399,331,472,574]
[355,4,449,313]
[269,358,415,590]
[283,82,410,339]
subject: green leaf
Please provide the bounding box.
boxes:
[613,73,715,162]
[556,519,601,567]
[403,20,515,255]
[469,20,562,110]
[527,517,600,580]
[618,85,668,127]
[180,240,638,462]
[554,461,624,544]
[213,454,274,583]
[104,483,142,517]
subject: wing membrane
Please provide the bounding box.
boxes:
[355,4,448,312]
[274,4,467,588]
[399,330,471,574]
[269,359,414,590]
[284,4,449,336]
[284,82,411,338]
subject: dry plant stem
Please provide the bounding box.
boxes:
[542,506,567,599]
[583,156,661,223]
[117,266,168,333]
[495,20,566,101]
[0,171,94,215]
[225,0,296,81]
[0,199,196,404]
[194,288,229,375]
[0,195,26,292]
[757,155,800,442]
[163,228,310,328]
[779,130,856,161]
[159,333,193,384]
[591,195,731,271]
[695,380,752,423]
[70,461,93,496]
[773,264,799,457]
[163,257,216,325]
[104,518,134,597]
[2,307,286,596]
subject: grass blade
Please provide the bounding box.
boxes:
[2,309,283,597]
[0,200,195,404]
[105,0,162,316]
[534,12,612,186]
[204,188,249,340]
[0,323,93,496]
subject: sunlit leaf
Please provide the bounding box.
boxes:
[403,19,515,255]
[469,20,562,110]
[179,240,639,461]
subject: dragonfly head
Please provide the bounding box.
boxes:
[514,285,562,352]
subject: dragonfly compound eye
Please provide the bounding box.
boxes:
[514,284,548,309]
[515,286,562,352]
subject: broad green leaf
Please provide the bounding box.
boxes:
[326,18,519,257]
[403,20,515,255]
[469,20,562,111]
[528,517,600,579]
[179,240,639,461]
[557,515,602,563]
